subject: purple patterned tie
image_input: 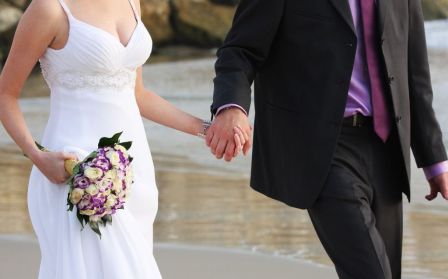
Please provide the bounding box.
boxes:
[360,0,391,142]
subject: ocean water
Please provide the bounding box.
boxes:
[425,20,448,49]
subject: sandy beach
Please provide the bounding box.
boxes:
[0,235,337,279]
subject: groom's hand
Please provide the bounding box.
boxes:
[206,108,252,162]
[426,172,448,201]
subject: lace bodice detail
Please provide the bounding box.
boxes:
[39,0,152,92]
[40,61,137,90]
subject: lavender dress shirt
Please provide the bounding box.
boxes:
[218,0,448,180]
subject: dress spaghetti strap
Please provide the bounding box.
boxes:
[126,0,139,21]
[57,0,74,19]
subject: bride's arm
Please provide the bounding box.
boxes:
[0,0,76,183]
[131,0,203,135]
[134,69,246,155]
[134,67,204,136]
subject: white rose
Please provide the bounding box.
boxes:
[125,168,134,186]
[84,167,103,181]
[105,195,117,208]
[118,191,127,199]
[99,179,111,192]
[106,151,121,167]
[114,145,129,157]
[112,177,122,193]
[85,184,99,196]
[104,170,116,181]
[80,209,95,216]
[69,188,84,204]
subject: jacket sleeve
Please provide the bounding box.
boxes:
[408,0,447,167]
[211,0,285,114]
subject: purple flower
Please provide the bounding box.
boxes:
[92,157,111,171]
[91,195,106,208]
[73,174,90,189]
[98,148,106,156]
[78,194,92,210]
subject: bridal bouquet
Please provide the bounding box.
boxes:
[66,132,133,237]
[36,132,134,238]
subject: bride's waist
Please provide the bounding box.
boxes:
[41,114,144,151]
[44,97,142,142]
[50,86,135,98]
[49,88,137,111]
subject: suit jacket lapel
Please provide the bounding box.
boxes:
[377,0,390,36]
[328,0,356,34]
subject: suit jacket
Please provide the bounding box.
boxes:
[212,0,447,209]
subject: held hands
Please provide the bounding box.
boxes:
[31,150,78,184]
[426,172,448,201]
[206,108,253,162]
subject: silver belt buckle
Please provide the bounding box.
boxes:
[352,114,358,127]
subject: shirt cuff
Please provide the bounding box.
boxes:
[216,104,248,116]
[423,161,448,180]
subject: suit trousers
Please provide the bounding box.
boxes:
[308,123,407,279]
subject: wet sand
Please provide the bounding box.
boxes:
[0,236,337,279]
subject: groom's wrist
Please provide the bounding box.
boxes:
[423,161,448,180]
[216,104,248,116]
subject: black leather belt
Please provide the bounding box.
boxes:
[342,114,373,127]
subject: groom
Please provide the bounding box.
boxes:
[206,0,448,278]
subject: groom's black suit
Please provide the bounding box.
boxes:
[212,0,447,278]
[213,0,446,208]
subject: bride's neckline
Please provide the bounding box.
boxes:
[70,15,141,49]
[59,0,141,49]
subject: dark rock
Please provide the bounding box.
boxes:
[208,0,239,6]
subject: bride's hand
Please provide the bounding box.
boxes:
[233,125,249,157]
[32,151,78,184]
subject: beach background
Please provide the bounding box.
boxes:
[1,1,448,278]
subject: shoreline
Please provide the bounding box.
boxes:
[0,235,337,279]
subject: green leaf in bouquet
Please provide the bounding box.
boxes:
[34,141,47,152]
[102,214,112,224]
[67,201,74,212]
[98,132,123,148]
[71,164,81,175]
[77,211,85,229]
[66,193,71,209]
[89,221,102,238]
[119,141,132,150]
[83,151,99,162]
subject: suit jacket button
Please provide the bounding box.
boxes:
[346,42,354,47]
[395,116,402,123]
[388,76,395,84]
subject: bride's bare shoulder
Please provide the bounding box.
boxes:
[25,0,66,23]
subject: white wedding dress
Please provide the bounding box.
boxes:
[28,0,161,278]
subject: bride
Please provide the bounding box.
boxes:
[0,0,248,278]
